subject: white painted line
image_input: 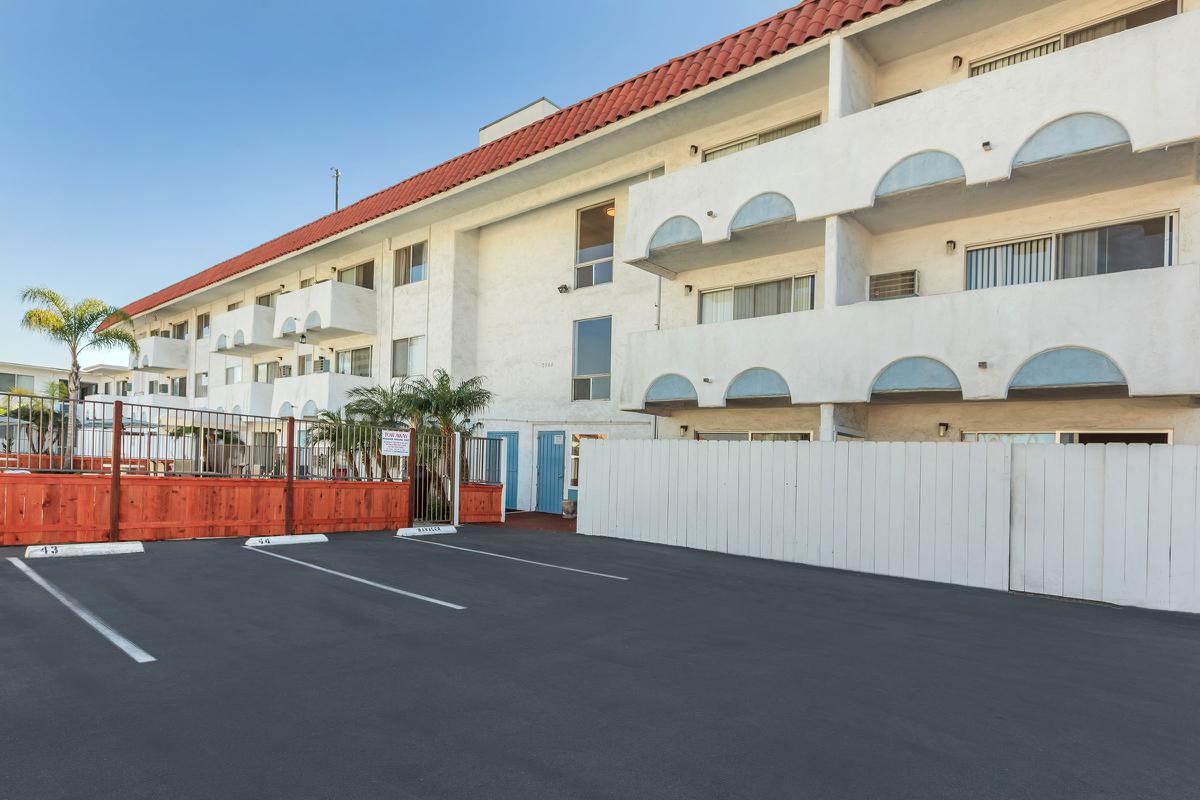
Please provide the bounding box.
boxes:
[24,542,144,559]
[245,534,328,547]
[243,546,465,610]
[396,537,628,581]
[396,525,456,537]
[6,557,156,664]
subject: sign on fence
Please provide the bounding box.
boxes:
[381,429,411,457]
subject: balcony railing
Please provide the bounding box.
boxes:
[129,335,190,373]
[210,304,287,355]
[620,264,1200,410]
[274,280,376,344]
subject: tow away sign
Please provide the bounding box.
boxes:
[381,429,411,457]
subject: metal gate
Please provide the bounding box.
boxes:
[412,430,455,524]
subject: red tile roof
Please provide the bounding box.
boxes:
[116,0,909,321]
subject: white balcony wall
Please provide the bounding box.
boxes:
[129,336,190,374]
[125,391,191,409]
[625,13,1200,264]
[272,371,373,418]
[209,304,287,355]
[202,381,274,417]
[274,280,377,343]
[620,264,1200,409]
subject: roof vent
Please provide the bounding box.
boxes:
[479,98,561,145]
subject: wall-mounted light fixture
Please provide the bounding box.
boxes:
[279,283,285,290]
[981,141,993,152]
[299,333,307,345]
[684,284,694,294]
[938,422,950,438]
[952,55,963,70]
[689,145,699,156]
[557,284,570,294]
[945,240,957,255]
[977,360,988,370]
[605,205,615,217]
[706,210,717,218]
[679,425,689,437]
[702,377,713,383]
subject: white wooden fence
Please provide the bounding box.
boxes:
[578,440,1200,614]
[578,440,1011,591]
[1012,444,1199,613]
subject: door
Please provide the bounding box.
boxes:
[487,431,520,510]
[536,430,566,513]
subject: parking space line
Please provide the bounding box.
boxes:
[396,537,629,581]
[6,557,157,664]
[243,546,466,610]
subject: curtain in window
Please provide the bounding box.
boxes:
[700,289,733,323]
[1058,228,1102,279]
[966,237,1052,289]
[793,275,814,312]
[351,348,371,377]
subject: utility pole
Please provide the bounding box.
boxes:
[331,167,341,210]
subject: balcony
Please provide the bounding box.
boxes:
[129,335,189,374]
[209,304,287,356]
[274,281,376,344]
[624,12,1200,273]
[272,369,374,418]
[201,381,274,417]
[621,264,1200,411]
[122,391,192,410]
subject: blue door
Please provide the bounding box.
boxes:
[536,430,566,513]
[487,431,520,510]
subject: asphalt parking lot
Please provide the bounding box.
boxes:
[2,527,1199,799]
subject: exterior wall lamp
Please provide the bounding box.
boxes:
[557,284,570,294]
[938,422,950,438]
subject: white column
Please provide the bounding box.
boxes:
[823,215,872,308]
[827,35,876,120]
[452,432,462,527]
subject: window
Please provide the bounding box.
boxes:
[338,261,375,289]
[335,346,372,377]
[225,364,242,384]
[253,361,278,384]
[569,433,608,488]
[970,1,1177,76]
[697,431,812,441]
[171,321,189,340]
[256,291,280,308]
[103,382,111,394]
[575,202,615,289]
[296,354,314,376]
[699,275,815,323]
[300,277,313,289]
[572,316,611,401]
[702,115,821,162]
[0,373,35,393]
[966,214,1174,290]
[169,376,187,397]
[394,242,427,286]
[391,336,426,379]
[195,372,208,398]
[964,431,1171,444]
[196,313,210,339]
[227,301,242,312]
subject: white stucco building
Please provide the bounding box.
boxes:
[101,0,1200,511]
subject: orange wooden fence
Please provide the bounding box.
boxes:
[0,474,505,546]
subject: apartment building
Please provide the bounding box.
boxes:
[102,0,1200,511]
[0,361,125,398]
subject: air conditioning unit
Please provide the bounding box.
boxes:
[280,365,293,378]
[869,269,919,301]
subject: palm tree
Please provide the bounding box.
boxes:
[307,408,370,480]
[19,288,139,465]
[394,369,494,435]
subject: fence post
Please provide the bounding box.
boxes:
[109,400,123,542]
[405,427,415,529]
[452,432,462,527]
[498,436,507,524]
[284,416,296,535]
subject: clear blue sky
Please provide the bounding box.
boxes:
[0,0,786,367]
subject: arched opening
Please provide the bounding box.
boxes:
[730,193,796,233]
[1008,347,1128,399]
[301,400,320,419]
[649,216,702,254]
[278,402,295,418]
[871,357,962,402]
[1013,113,1130,169]
[279,317,300,337]
[726,368,790,407]
[644,374,698,414]
[875,151,965,198]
